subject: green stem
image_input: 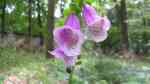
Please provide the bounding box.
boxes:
[68,66,74,84]
[68,70,73,84]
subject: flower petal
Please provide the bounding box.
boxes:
[100,16,111,31]
[53,26,84,56]
[82,4,97,25]
[53,26,78,47]
[84,16,110,42]
[64,56,77,67]
[49,48,65,59]
[49,48,77,67]
[85,27,108,42]
[64,13,80,30]
[88,16,111,31]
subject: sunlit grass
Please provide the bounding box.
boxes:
[0,48,150,84]
[0,48,66,84]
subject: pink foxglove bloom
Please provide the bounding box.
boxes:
[82,4,111,42]
[53,26,84,56]
[49,48,76,67]
[53,13,84,56]
[49,13,84,66]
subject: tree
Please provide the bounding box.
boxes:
[114,0,129,52]
[37,0,42,28]
[37,0,44,45]
[28,0,32,39]
[47,0,55,58]
[120,0,129,51]
[1,0,6,38]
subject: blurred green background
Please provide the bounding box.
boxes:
[0,0,150,84]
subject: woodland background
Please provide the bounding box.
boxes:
[0,0,150,84]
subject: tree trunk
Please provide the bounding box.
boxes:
[114,0,129,52]
[28,0,32,39]
[120,0,129,51]
[1,0,6,39]
[37,0,42,28]
[47,0,55,58]
[37,0,44,45]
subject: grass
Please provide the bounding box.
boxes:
[0,48,150,84]
[0,48,66,84]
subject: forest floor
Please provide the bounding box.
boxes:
[0,48,150,84]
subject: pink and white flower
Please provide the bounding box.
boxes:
[82,4,111,42]
[49,13,84,67]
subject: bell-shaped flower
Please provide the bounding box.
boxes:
[53,13,84,56]
[82,4,111,42]
[49,13,84,66]
[53,27,84,56]
[49,48,77,67]
[64,13,80,30]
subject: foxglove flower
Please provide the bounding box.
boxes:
[53,13,84,56]
[53,26,84,56]
[49,48,77,67]
[49,13,84,66]
[82,4,111,42]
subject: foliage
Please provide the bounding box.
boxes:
[1,48,150,83]
[0,0,150,83]
[100,26,150,55]
[101,26,121,51]
[0,48,66,84]
[129,28,150,55]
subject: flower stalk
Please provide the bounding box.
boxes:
[66,66,74,84]
[68,69,73,84]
